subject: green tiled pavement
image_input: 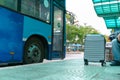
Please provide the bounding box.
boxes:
[0,59,120,80]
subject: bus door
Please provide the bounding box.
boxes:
[52,5,64,59]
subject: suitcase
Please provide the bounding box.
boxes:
[84,34,106,66]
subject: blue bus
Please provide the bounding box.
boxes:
[0,0,66,64]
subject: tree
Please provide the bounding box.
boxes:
[66,12,100,44]
[66,24,78,43]
[66,24,100,44]
[78,25,100,44]
[66,11,75,24]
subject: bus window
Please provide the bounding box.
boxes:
[0,0,17,10]
[21,0,50,23]
[21,0,36,17]
[39,0,50,23]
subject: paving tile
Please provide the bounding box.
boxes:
[0,54,119,80]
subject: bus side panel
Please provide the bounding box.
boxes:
[0,7,24,63]
[23,16,52,59]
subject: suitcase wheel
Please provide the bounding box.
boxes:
[84,59,88,65]
[101,62,106,66]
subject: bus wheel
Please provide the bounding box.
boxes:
[23,37,44,64]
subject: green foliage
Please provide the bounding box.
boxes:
[66,24,100,44]
[66,14,71,21]
[66,24,78,43]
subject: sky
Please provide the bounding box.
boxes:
[66,0,111,35]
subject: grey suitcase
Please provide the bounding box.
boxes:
[84,34,106,66]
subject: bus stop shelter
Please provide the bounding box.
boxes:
[93,0,120,30]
